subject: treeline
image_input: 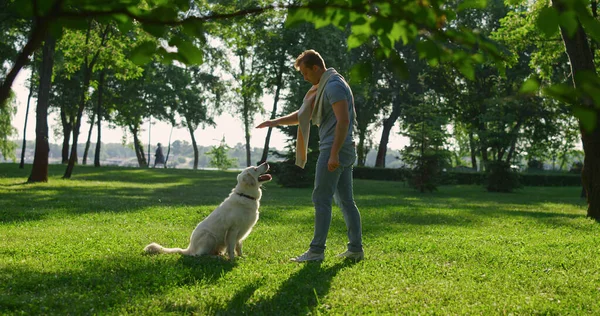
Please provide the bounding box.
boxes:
[4,140,405,169]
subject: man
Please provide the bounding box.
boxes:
[256,50,363,262]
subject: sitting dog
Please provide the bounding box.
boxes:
[144,162,271,261]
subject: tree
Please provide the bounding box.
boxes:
[28,36,56,183]
[206,136,237,171]
[19,65,36,168]
[254,16,298,164]
[62,21,112,179]
[0,91,17,161]
[550,0,600,219]
[401,86,451,192]
[170,63,225,170]
[497,0,600,218]
[218,9,269,167]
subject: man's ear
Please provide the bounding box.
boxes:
[242,173,257,187]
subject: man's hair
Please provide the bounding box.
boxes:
[294,50,326,70]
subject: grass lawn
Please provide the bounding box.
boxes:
[1,163,599,315]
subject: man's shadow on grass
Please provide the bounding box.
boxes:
[208,260,355,315]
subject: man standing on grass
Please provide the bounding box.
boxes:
[256,49,363,262]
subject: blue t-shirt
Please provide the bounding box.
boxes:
[317,75,356,150]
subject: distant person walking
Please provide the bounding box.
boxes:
[154,143,165,168]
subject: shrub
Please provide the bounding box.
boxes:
[272,151,318,188]
[485,161,521,192]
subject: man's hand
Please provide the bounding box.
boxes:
[256,120,277,129]
[328,154,340,172]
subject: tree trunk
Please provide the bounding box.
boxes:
[468,129,478,171]
[357,128,367,166]
[505,120,523,164]
[188,123,199,170]
[28,36,56,183]
[245,112,251,167]
[554,0,599,220]
[63,69,91,178]
[19,66,35,169]
[478,123,489,171]
[0,18,49,109]
[375,97,401,168]
[259,56,285,164]
[94,71,105,167]
[82,111,95,165]
[60,110,73,164]
[164,125,173,168]
[131,125,147,167]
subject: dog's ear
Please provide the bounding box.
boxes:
[242,173,257,187]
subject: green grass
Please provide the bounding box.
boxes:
[1,163,599,315]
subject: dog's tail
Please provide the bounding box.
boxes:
[144,242,191,255]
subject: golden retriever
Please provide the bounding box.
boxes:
[144,162,271,261]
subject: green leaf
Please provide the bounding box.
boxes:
[558,11,578,38]
[575,71,600,107]
[519,77,540,94]
[48,22,64,40]
[458,0,488,11]
[389,53,409,79]
[416,40,440,62]
[388,21,407,45]
[579,14,600,44]
[537,7,559,38]
[349,62,372,84]
[171,38,203,65]
[129,42,157,65]
[544,83,577,104]
[142,24,167,38]
[457,60,475,80]
[115,16,134,34]
[573,106,597,132]
[55,17,89,31]
[347,33,369,49]
[182,21,205,39]
[285,8,312,28]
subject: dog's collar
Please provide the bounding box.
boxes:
[235,192,257,200]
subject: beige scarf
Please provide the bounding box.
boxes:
[295,68,338,168]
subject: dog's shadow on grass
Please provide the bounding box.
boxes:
[207,260,356,315]
[175,255,235,285]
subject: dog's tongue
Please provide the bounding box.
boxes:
[259,174,272,182]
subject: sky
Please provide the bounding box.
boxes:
[9,68,409,151]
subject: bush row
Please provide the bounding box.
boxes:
[269,163,581,187]
[353,167,582,187]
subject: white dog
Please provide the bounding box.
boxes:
[144,162,271,261]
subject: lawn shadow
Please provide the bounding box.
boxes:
[0,165,239,223]
[211,261,354,314]
[175,255,235,285]
[0,255,233,314]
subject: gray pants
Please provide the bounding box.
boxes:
[309,144,363,253]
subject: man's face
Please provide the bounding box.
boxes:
[298,63,321,85]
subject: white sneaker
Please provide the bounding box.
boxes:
[290,250,324,262]
[337,250,364,261]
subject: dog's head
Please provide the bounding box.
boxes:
[237,162,272,188]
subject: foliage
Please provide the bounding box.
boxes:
[286,0,505,81]
[273,150,318,188]
[485,160,522,192]
[401,94,451,192]
[527,159,545,171]
[206,136,237,171]
[0,92,17,161]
